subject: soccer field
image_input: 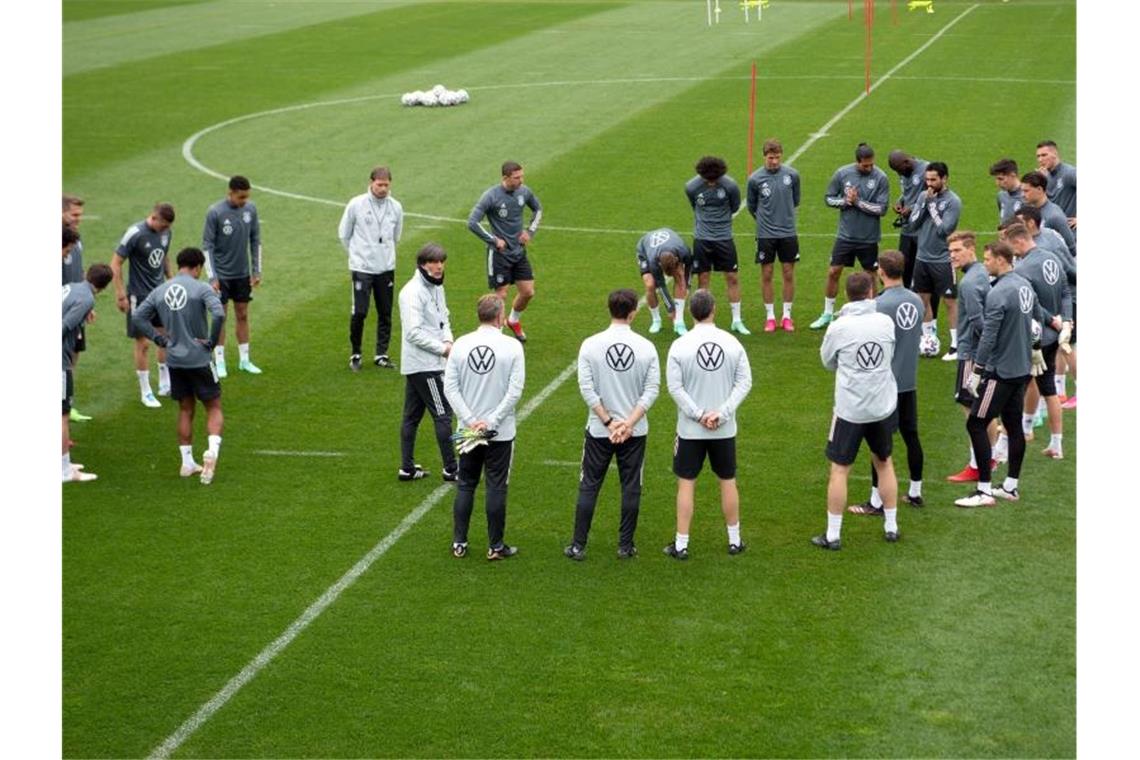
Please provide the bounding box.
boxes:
[61,1,1076,756]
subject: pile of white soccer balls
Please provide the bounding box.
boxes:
[401,84,470,107]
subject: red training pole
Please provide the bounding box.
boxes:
[849,0,853,20]
[747,61,758,175]
[864,0,872,94]
[891,0,898,27]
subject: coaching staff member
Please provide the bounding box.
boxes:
[338,166,404,370]
[444,295,526,561]
[954,241,1042,508]
[814,271,899,550]
[565,289,660,561]
[664,289,752,559]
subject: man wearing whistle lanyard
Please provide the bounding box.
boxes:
[339,166,405,370]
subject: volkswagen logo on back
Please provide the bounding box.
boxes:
[164,284,188,311]
[895,302,919,331]
[696,342,724,371]
[856,342,884,370]
[467,345,496,375]
[1018,286,1035,314]
[1043,258,1061,285]
[605,343,634,372]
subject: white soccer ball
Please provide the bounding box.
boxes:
[456,89,469,103]
[431,84,446,96]
[439,91,457,106]
[400,92,415,106]
[919,333,941,358]
[421,92,439,107]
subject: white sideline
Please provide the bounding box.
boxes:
[149,362,576,759]
[155,9,978,755]
[252,449,346,457]
[786,3,979,165]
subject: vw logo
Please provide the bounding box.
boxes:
[164,284,188,311]
[696,342,724,371]
[1018,286,1035,314]
[895,302,919,331]
[1043,259,1060,285]
[605,343,634,372]
[649,230,671,248]
[467,345,496,375]
[856,342,884,370]
[62,284,71,301]
[148,248,165,268]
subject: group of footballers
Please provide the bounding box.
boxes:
[62,177,263,484]
[63,140,1075,557]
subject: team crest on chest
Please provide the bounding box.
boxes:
[783,175,792,186]
[649,230,670,248]
[865,179,876,190]
[497,204,508,218]
[242,211,252,224]
[222,219,233,236]
[716,188,726,199]
[517,196,525,207]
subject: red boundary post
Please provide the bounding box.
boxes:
[747,61,758,176]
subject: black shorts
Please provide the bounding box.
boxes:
[955,358,977,407]
[218,277,253,304]
[826,411,898,465]
[912,260,957,298]
[970,374,1028,423]
[673,436,736,480]
[487,249,534,289]
[755,236,800,265]
[693,238,739,273]
[170,365,222,402]
[126,294,163,338]
[1033,342,1059,396]
[62,369,73,415]
[898,234,918,289]
[829,239,878,270]
[75,326,86,353]
[1069,300,1077,346]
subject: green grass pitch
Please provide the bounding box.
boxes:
[62,1,1075,756]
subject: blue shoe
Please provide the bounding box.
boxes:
[809,312,834,330]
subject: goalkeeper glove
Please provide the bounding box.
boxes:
[1030,348,1047,376]
[451,428,498,455]
[1058,322,1073,355]
[965,369,982,397]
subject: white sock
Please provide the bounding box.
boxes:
[180,445,195,467]
[949,328,958,349]
[214,346,225,363]
[1022,414,1034,435]
[62,453,72,479]
[675,532,689,551]
[782,302,793,319]
[509,309,522,324]
[1050,433,1063,451]
[826,513,843,542]
[824,297,836,315]
[1003,476,1019,492]
[996,433,1009,450]
[978,481,993,496]
[239,343,251,362]
[730,302,742,322]
[909,480,922,498]
[883,507,898,534]
[1036,397,1046,416]
[969,446,978,468]
[1055,373,1067,396]
[674,299,685,322]
[727,523,741,546]
[137,370,153,395]
[207,434,222,457]
[158,363,170,388]
[869,487,883,508]
[765,303,775,320]
[649,305,661,323]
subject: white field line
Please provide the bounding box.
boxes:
[251,450,346,457]
[542,459,585,467]
[149,361,576,759]
[157,14,977,755]
[786,3,979,165]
